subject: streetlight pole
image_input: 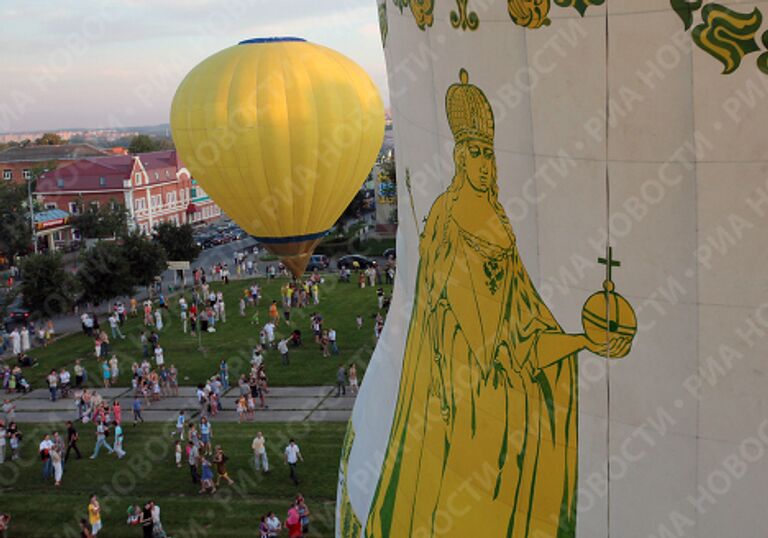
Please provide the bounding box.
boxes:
[27,175,37,254]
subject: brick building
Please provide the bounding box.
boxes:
[35,150,220,246]
[0,143,109,185]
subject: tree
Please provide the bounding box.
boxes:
[154,222,200,261]
[34,132,64,146]
[128,134,174,154]
[380,158,396,183]
[0,182,32,258]
[20,253,77,317]
[70,198,128,239]
[77,241,134,304]
[121,232,167,288]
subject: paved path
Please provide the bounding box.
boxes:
[4,385,354,424]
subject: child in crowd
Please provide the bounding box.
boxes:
[236,396,247,424]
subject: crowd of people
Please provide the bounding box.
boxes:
[258,494,311,538]
[0,319,56,356]
[0,243,397,536]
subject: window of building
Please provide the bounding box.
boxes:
[57,179,65,188]
[99,177,106,186]
[166,191,177,205]
[3,169,12,180]
[154,172,159,180]
[165,170,170,178]
[135,172,142,185]
[45,203,57,210]
[23,169,31,180]
[68,202,80,215]
[90,201,100,211]
[135,198,146,211]
[151,194,162,209]
[53,231,61,241]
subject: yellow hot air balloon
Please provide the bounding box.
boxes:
[170,37,385,276]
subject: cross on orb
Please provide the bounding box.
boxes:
[598,246,621,289]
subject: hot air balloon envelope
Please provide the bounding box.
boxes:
[170,37,385,275]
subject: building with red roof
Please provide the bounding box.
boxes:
[0,143,110,185]
[35,150,220,246]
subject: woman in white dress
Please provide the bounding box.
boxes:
[10,329,20,355]
[154,310,163,331]
[20,327,30,352]
[51,447,63,486]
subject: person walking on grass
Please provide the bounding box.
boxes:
[39,434,53,481]
[269,301,279,326]
[266,511,281,538]
[286,504,302,538]
[187,440,199,484]
[252,431,269,473]
[132,396,144,426]
[47,370,58,401]
[100,361,110,389]
[329,327,338,355]
[278,338,290,366]
[173,410,185,440]
[284,439,303,486]
[213,445,235,487]
[200,417,212,456]
[296,494,311,535]
[0,421,5,465]
[51,443,63,486]
[90,420,113,459]
[79,518,93,538]
[113,421,126,459]
[109,355,119,384]
[65,420,82,461]
[88,494,102,536]
[199,457,216,494]
[108,313,125,340]
[154,309,163,331]
[112,400,122,425]
[348,363,359,396]
[336,364,346,397]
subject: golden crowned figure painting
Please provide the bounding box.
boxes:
[362,69,636,538]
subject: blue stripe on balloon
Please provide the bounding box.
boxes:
[253,230,329,244]
[238,37,306,45]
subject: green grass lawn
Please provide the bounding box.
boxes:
[0,422,346,537]
[26,274,392,390]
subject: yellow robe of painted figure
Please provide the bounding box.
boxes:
[364,69,631,538]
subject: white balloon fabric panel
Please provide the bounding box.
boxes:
[338,1,768,537]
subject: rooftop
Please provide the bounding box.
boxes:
[36,150,183,192]
[0,143,109,163]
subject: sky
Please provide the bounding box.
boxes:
[0,0,388,133]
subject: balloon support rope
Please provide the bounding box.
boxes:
[604,6,613,538]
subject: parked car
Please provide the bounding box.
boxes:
[3,294,30,330]
[229,228,247,240]
[337,254,375,270]
[194,234,216,249]
[382,248,396,260]
[306,254,330,272]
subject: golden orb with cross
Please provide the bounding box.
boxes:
[581,247,638,357]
